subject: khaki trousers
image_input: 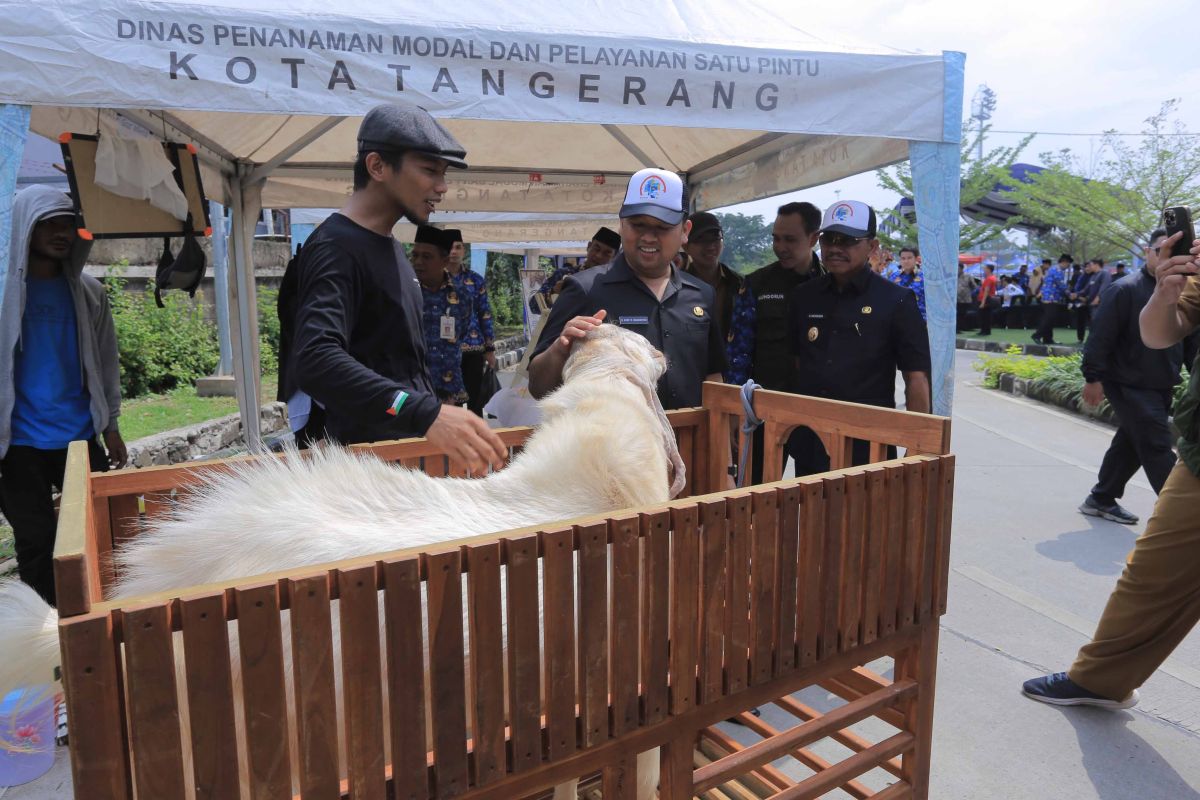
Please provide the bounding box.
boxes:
[1069,461,1200,700]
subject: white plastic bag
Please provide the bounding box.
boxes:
[94,117,189,221]
[483,377,543,427]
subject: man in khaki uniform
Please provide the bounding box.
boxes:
[1023,229,1200,709]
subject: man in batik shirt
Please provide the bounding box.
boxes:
[444,229,496,414]
[529,226,621,312]
[412,226,469,404]
[891,246,927,321]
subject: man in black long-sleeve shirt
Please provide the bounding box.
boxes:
[283,102,505,471]
[1078,229,1194,523]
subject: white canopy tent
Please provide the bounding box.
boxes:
[0,0,964,447]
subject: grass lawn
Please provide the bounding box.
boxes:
[120,374,279,442]
[0,525,13,561]
[960,327,1082,348]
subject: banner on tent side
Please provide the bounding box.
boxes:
[262,175,626,214]
[0,3,949,141]
[693,135,909,210]
[396,217,620,244]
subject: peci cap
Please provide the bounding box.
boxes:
[443,228,463,244]
[687,211,722,239]
[819,201,877,238]
[357,102,468,169]
[414,225,455,254]
[592,226,621,250]
[620,168,686,226]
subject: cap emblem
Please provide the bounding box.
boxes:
[831,203,855,222]
[639,175,666,199]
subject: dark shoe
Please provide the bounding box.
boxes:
[1022,672,1138,709]
[1079,495,1139,524]
[1031,334,1043,344]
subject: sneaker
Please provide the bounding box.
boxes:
[1079,495,1139,524]
[1022,672,1138,709]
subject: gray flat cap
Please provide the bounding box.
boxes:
[357,102,468,169]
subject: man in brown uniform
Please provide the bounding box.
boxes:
[1023,230,1200,709]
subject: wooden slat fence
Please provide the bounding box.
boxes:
[52,384,952,800]
[57,453,953,800]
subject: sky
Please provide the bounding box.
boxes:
[721,0,1200,227]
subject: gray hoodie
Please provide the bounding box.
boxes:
[0,185,121,458]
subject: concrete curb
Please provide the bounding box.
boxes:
[956,336,1081,358]
[989,374,1118,427]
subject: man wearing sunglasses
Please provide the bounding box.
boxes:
[787,201,932,476]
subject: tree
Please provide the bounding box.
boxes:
[875,123,1034,252]
[713,212,773,272]
[485,251,526,328]
[1009,100,1200,261]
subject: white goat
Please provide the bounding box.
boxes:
[0,323,681,799]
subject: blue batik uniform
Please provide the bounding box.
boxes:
[1041,266,1069,303]
[421,271,470,404]
[891,270,927,321]
[725,282,756,386]
[452,269,495,354]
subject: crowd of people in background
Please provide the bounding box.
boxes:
[945,253,1136,345]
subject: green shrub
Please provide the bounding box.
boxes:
[257,286,280,376]
[975,346,1191,418]
[105,271,220,398]
[972,345,1058,388]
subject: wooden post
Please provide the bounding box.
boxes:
[53,441,99,617]
[897,623,941,799]
[59,613,131,800]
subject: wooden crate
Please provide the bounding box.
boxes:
[52,382,952,800]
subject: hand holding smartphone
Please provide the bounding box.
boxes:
[1163,206,1196,258]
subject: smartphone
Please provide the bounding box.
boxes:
[1163,206,1196,258]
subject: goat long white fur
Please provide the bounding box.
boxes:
[0,323,680,798]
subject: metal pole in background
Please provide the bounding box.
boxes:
[0,105,30,313]
[209,199,233,376]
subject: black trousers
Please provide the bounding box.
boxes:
[462,351,487,416]
[787,427,897,479]
[1035,302,1063,343]
[1,440,108,606]
[978,303,994,335]
[956,302,971,332]
[749,424,808,485]
[1076,304,1092,342]
[1091,382,1177,505]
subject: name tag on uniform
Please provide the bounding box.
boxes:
[618,315,649,326]
[440,315,456,341]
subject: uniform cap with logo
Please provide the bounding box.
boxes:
[620,168,686,226]
[819,200,877,238]
[357,102,468,169]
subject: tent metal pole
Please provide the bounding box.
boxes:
[911,141,961,416]
[0,104,30,314]
[601,125,659,169]
[245,116,346,185]
[209,200,233,375]
[227,170,264,450]
[911,51,966,417]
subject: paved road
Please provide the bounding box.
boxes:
[924,349,1200,799]
[5,350,1199,798]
